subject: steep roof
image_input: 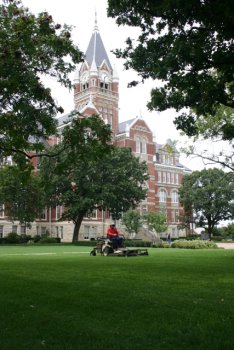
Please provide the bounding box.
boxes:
[85,15,112,71]
[118,118,136,134]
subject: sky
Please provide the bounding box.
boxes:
[20,0,210,170]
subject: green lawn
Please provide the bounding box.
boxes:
[0,245,234,350]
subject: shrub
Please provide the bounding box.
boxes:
[4,232,20,244]
[39,237,60,244]
[171,240,218,249]
[153,241,170,248]
[19,234,32,243]
[212,236,224,241]
[33,235,42,243]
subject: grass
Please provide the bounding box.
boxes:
[0,245,234,350]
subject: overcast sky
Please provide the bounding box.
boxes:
[19,0,209,170]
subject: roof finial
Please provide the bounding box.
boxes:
[93,9,99,32]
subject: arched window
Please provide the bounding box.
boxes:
[141,138,147,154]
[171,191,179,203]
[136,137,141,153]
[159,189,167,202]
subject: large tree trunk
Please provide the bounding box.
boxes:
[72,215,84,243]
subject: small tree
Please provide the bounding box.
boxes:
[122,209,143,238]
[144,212,168,238]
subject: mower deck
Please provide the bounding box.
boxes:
[108,247,149,257]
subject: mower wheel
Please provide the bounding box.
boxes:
[102,246,110,256]
[102,246,113,256]
[90,249,96,256]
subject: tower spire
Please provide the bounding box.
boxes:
[93,9,98,32]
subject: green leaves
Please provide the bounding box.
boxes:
[122,209,143,236]
[0,0,83,157]
[39,115,149,240]
[108,0,234,139]
[179,169,234,236]
[144,211,167,235]
[0,165,46,227]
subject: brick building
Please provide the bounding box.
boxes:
[0,18,190,241]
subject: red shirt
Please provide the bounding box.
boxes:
[107,227,119,238]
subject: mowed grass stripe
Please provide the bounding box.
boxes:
[0,246,233,350]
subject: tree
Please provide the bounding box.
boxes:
[144,211,167,237]
[40,115,149,242]
[0,0,83,159]
[0,165,46,227]
[122,209,143,238]
[108,0,234,139]
[179,169,234,238]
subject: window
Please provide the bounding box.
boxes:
[159,189,167,202]
[175,174,179,184]
[83,225,97,240]
[41,227,46,235]
[40,208,47,220]
[171,210,175,223]
[158,171,162,183]
[0,204,4,217]
[109,114,112,128]
[171,191,179,203]
[167,173,170,184]
[176,210,180,223]
[141,139,147,154]
[171,173,174,184]
[12,225,18,234]
[135,137,140,153]
[163,172,166,183]
[84,209,97,219]
[0,225,3,238]
[56,206,63,220]
[20,226,26,235]
[60,226,63,239]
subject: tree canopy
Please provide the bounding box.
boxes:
[0,0,83,159]
[179,168,234,237]
[145,211,167,236]
[122,209,143,238]
[40,115,149,242]
[108,0,234,139]
[0,164,46,227]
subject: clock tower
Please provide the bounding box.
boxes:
[73,13,119,135]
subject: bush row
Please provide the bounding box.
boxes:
[0,233,61,244]
[171,239,218,249]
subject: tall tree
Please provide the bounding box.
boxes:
[108,0,234,139]
[0,165,46,227]
[0,0,83,159]
[179,169,234,238]
[40,115,149,242]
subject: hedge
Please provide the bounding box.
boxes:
[171,240,218,249]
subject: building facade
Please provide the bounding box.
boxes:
[0,18,190,241]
